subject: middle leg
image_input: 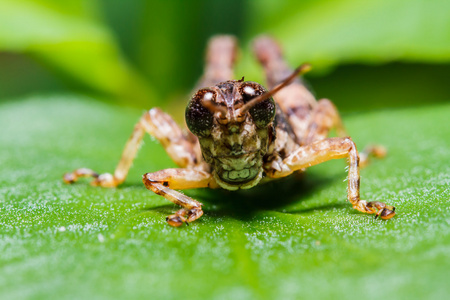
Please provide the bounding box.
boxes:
[303,98,347,144]
[266,137,395,219]
[303,99,386,166]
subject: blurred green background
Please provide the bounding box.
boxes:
[1,0,449,111]
[1,1,450,300]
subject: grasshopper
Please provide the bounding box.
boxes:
[64,35,395,226]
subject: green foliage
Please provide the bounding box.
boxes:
[0,0,449,104]
[1,1,449,298]
[0,0,153,105]
[245,0,450,67]
[1,96,449,299]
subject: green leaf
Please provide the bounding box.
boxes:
[243,0,450,70]
[1,95,449,299]
[0,0,154,105]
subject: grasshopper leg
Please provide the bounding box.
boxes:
[142,168,216,226]
[64,108,204,187]
[266,137,395,220]
[303,99,347,144]
[196,35,237,89]
[253,36,316,145]
[302,98,386,167]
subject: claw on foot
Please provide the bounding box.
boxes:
[90,173,117,188]
[63,173,77,184]
[63,169,118,187]
[187,208,203,222]
[166,215,185,227]
[166,207,203,227]
[367,201,396,220]
[63,168,99,184]
[377,206,396,220]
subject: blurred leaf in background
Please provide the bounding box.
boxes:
[0,0,153,106]
[0,0,448,110]
[245,0,450,66]
[112,0,246,100]
[240,0,450,111]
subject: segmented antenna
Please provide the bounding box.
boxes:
[236,63,311,117]
[202,99,227,117]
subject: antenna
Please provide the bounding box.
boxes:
[202,99,227,117]
[237,63,311,117]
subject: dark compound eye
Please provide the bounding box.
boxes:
[185,89,215,137]
[240,83,276,128]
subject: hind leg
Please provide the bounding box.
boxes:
[253,35,316,145]
[196,35,238,89]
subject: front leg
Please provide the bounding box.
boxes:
[64,108,204,187]
[266,137,395,219]
[143,168,217,226]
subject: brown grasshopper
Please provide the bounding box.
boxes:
[64,35,395,227]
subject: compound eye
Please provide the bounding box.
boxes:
[185,89,215,137]
[243,86,256,97]
[203,91,214,101]
[240,82,276,128]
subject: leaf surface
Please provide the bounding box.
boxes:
[1,96,449,299]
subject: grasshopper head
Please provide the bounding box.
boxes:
[185,79,276,190]
[185,64,310,190]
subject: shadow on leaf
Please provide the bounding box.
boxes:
[135,172,345,223]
